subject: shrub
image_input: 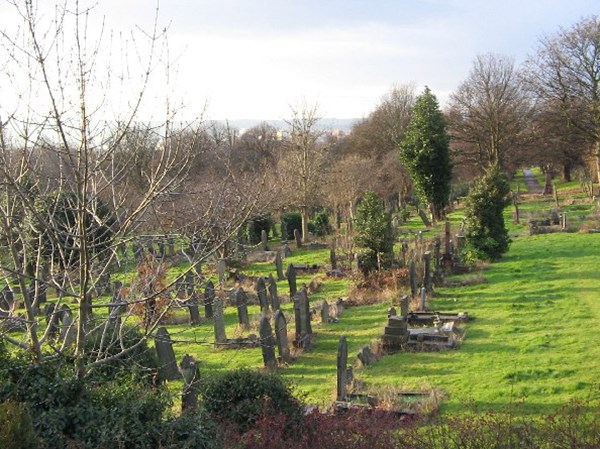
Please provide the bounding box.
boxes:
[312,210,332,236]
[354,192,395,274]
[199,369,302,433]
[281,212,302,240]
[0,400,39,449]
[246,216,273,244]
[159,409,222,449]
[463,165,511,262]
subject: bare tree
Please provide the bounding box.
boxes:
[0,1,259,377]
[523,16,600,186]
[278,102,329,239]
[448,53,535,172]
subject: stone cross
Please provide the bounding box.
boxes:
[274,309,291,363]
[212,295,227,345]
[336,335,348,401]
[259,315,277,371]
[180,354,200,413]
[235,287,249,327]
[256,277,269,312]
[155,327,179,380]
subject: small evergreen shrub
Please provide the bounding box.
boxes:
[246,216,273,244]
[199,369,302,433]
[463,166,511,262]
[0,400,39,449]
[281,212,302,240]
[312,210,332,236]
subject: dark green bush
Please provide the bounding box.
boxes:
[0,400,39,449]
[246,216,273,244]
[159,409,221,449]
[463,166,511,262]
[312,210,332,236]
[199,369,302,433]
[281,212,302,240]
[354,192,395,273]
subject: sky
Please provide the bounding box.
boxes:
[1,0,599,122]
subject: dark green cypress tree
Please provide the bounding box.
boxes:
[400,86,452,221]
[354,191,394,273]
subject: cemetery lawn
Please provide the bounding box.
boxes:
[359,231,600,415]
[164,229,600,416]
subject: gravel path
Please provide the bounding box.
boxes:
[523,169,543,194]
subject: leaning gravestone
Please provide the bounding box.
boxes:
[155,327,179,380]
[213,296,227,345]
[180,354,200,413]
[418,210,431,227]
[357,345,378,367]
[400,295,409,318]
[336,335,348,401]
[235,288,249,327]
[267,274,280,311]
[256,277,269,312]
[275,252,285,280]
[274,309,291,363]
[286,264,297,298]
[204,281,215,319]
[259,315,277,371]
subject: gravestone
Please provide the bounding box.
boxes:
[455,234,466,253]
[293,288,312,347]
[357,345,378,367]
[335,298,344,317]
[256,277,269,312]
[275,252,285,280]
[185,271,195,296]
[321,301,330,323]
[286,264,297,298]
[259,315,277,371]
[418,210,431,227]
[217,259,227,285]
[336,335,348,401]
[274,309,291,363]
[330,245,337,270]
[59,305,76,347]
[382,316,409,351]
[434,237,441,270]
[180,354,200,413]
[213,296,227,345]
[282,242,292,258]
[423,251,432,292]
[420,287,427,311]
[108,289,127,323]
[293,228,302,247]
[267,274,280,311]
[155,327,179,380]
[400,295,409,318]
[261,229,269,251]
[409,260,418,298]
[387,307,397,317]
[187,293,201,325]
[235,288,249,327]
[204,280,215,319]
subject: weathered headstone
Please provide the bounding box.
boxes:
[387,306,397,317]
[336,335,348,401]
[321,301,330,323]
[261,229,269,251]
[293,288,312,347]
[420,287,427,311]
[256,277,269,312]
[217,259,227,285]
[155,327,179,380]
[423,251,432,292]
[274,309,291,363]
[59,305,76,348]
[400,295,409,318]
[259,315,277,371]
[180,354,200,413]
[213,296,227,345]
[357,345,378,367]
[286,264,297,298]
[235,288,249,327]
[409,260,418,298]
[204,280,215,319]
[282,242,292,258]
[293,228,302,247]
[267,274,280,311]
[187,293,201,325]
[335,298,344,317]
[275,252,285,280]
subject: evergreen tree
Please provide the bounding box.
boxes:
[354,191,394,273]
[463,165,511,262]
[400,86,452,221]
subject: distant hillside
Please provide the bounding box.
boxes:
[209,118,359,133]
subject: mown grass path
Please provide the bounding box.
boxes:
[360,232,600,414]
